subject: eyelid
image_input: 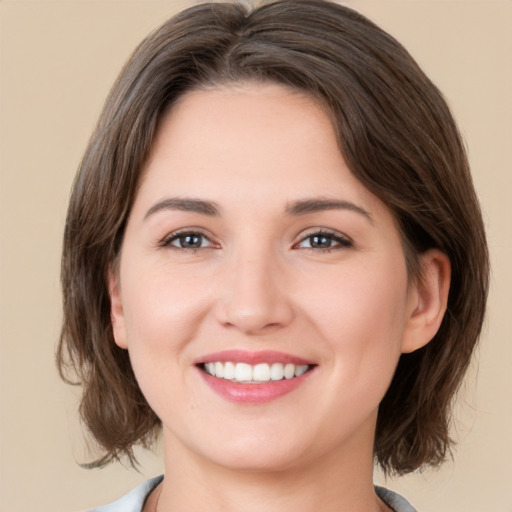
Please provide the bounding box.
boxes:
[158,227,352,251]
[160,228,219,250]
[293,228,353,250]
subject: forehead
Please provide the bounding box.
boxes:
[147,82,334,172]
[137,82,390,223]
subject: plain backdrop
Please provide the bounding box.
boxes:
[0,1,511,511]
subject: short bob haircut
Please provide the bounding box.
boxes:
[57,0,489,474]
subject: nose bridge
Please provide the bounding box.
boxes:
[217,235,293,334]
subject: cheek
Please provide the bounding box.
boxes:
[118,263,209,415]
[305,255,409,377]
[121,260,213,351]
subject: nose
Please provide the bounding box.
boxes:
[214,245,295,335]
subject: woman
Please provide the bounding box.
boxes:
[57,1,489,511]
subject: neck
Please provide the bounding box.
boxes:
[155,422,388,512]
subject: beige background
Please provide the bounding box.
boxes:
[0,1,510,511]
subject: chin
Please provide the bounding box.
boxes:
[209,447,303,474]
[187,428,310,474]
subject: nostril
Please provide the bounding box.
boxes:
[216,300,295,335]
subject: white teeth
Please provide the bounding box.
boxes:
[205,362,215,376]
[235,363,252,382]
[294,365,309,377]
[253,363,270,381]
[203,361,311,383]
[270,363,284,381]
[223,361,236,380]
[284,363,295,379]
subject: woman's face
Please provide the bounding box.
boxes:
[110,83,423,473]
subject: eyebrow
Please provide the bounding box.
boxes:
[285,198,373,222]
[144,197,220,219]
[144,196,372,222]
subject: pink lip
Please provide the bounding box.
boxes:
[197,368,314,404]
[194,350,316,404]
[194,349,313,366]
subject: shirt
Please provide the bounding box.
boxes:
[88,475,418,512]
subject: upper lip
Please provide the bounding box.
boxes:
[194,350,314,366]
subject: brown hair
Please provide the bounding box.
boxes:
[57,0,489,474]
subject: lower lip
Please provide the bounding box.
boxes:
[198,369,313,404]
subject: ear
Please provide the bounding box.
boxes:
[108,267,128,349]
[401,249,451,354]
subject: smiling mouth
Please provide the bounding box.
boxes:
[199,362,314,384]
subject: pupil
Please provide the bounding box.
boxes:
[311,235,331,248]
[181,234,201,248]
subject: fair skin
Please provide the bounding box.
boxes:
[109,83,450,512]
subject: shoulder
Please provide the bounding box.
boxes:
[375,486,418,512]
[87,475,163,512]
[85,478,412,512]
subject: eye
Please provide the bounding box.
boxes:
[295,230,352,251]
[162,231,216,250]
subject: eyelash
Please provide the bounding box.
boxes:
[161,229,352,253]
[293,230,353,252]
[161,230,217,252]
